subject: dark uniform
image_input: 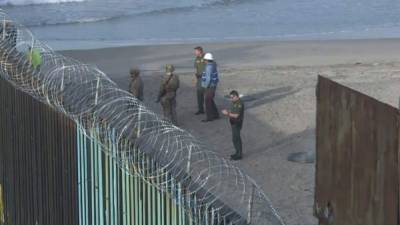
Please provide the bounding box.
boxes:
[194,54,205,113]
[129,68,144,101]
[157,64,180,125]
[230,98,244,159]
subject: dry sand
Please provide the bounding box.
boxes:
[61,39,400,225]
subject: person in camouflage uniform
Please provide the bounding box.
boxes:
[222,90,245,160]
[193,46,205,115]
[157,64,180,125]
[128,67,144,101]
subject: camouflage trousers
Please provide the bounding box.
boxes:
[160,95,177,125]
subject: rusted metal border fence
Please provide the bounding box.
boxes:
[0,75,221,225]
[0,75,199,225]
[0,68,248,225]
[0,76,78,225]
[315,76,399,225]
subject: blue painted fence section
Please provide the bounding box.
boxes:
[76,126,227,225]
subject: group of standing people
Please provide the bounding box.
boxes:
[128,46,244,160]
[129,64,180,125]
[193,47,220,122]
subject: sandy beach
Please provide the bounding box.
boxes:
[61,38,400,225]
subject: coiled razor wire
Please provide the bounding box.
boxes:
[0,10,285,225]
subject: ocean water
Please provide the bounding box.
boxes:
[2,0,400,49]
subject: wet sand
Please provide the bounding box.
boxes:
[61,38,400,225]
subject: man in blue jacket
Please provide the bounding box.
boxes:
[201,53,219,122]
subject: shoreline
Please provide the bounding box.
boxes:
[61,37,400,70]
[56,36,400,50]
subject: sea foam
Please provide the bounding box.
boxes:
[0,0,84,6]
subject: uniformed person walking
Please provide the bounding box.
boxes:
[193,46,205,115]
[157,64,180,125]
[128,67,144,101]
[222,90,244,160]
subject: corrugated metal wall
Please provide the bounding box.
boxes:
[315,76,399,225]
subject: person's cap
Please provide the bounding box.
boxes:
[130,67,140,76]
[203,53,214,61]
[194,46,203,52]
[165,64,175,73]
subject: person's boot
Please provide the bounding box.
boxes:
[230,154,238,160]
[230,154,242,160]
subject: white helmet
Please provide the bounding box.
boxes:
[203,53,214,61]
